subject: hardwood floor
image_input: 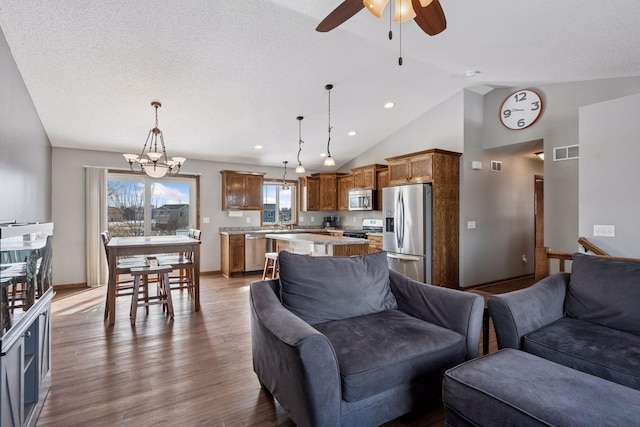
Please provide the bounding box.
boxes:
[37,274,513,427]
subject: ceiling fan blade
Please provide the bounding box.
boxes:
[412,0,447,36]
[316,0,365,32]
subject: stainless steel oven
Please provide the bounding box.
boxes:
[348,189,375,211]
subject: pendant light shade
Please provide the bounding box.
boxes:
[393,0,416,22]
[295,116,306,173]
[323,84,335,167]
[364,0,389,18]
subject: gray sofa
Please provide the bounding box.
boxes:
[250,251,484,427]
[488,252,640,390]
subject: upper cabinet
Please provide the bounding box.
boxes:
[299,176,320,212]
[386,152,433,185]
[351,164,385,190]
[376,168,389,211]
[337,175,354,211]
[220,170,265,210]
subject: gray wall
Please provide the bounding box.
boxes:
[0,27,51,222]
[579,93,640,257]
[482,78,640,253]
[51,147,317,285]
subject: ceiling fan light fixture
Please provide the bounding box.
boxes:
[364,0,389,18]
[418,0,433,7]
[393,0,416,23]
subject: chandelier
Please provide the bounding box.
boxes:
[123,101,186,178]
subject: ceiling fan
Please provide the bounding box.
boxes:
[316,0,446,36]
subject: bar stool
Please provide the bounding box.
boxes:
[262,252,279,279]
[129,265,174,326]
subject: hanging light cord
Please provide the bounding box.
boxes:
[297,117,304,166]
[326,85,332,158]
[399,5,403,66]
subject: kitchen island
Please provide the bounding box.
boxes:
[266,233,370,257]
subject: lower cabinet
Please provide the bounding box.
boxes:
[1,289,53,427]
[221,234,245,278]
[367,235,383,253]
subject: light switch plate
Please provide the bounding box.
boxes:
[593,224,615,237]
[202,217,210,224]
[467,221,476,229]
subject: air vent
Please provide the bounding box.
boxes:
[490,160,502,172]
[554,145,579,161]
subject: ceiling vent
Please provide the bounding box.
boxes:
[490,160,502,172]
[554,145,579,161]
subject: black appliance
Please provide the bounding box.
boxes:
[323,216,337,228]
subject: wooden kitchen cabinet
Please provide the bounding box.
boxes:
[220,170,265,210]
[351,164,385,189]
[221,233,245,278]
[337,175,354,211]
[310,173,345,211]
[376,168,389,211]
[386,152,433,185]
[367,234,383,253]
[299,176,320,212]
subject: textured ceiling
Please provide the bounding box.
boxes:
[1,0,639,170]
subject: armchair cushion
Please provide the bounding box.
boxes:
[523,317,640,391]
[314,309,466,402]
[566,253,640,336]
[278,251,397,325]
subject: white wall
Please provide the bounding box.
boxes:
[579,93,640,257]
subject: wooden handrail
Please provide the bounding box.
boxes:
[535,247,573,282]
[577,237,609,256]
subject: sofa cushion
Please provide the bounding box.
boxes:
[314,309,465,402]
[523,317,640,391]
[278,251,397,325]
[443,349,640,427]
[566,253,640,336]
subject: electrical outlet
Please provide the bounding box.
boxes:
[522,254,528,263]
[310,216,314,223]
[353,217,357,223]
[299,216,304,223]
[246,217,251,223]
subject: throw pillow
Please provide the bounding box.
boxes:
[278,251,397,325]
[566,253,640,336]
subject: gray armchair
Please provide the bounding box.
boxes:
[250,251,484,427]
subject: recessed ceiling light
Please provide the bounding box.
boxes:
[465,70,481,77]
[320,153,327,157]
[348,131,357,136]
[254,145,263,150]
[384,102,395,109]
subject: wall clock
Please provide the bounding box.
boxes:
[500,89,543,130]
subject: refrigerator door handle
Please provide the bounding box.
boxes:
[398,189,405,248]
[387,253,422,262]
[395,190,402,248]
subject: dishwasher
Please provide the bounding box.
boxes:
[245,233,267,273]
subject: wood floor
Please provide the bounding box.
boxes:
[37,274,515,427]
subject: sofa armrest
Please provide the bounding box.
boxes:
[488,273,569,350]
[249,279,342,427]
[389,270,484,359]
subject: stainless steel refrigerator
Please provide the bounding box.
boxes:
[382,183,432,283]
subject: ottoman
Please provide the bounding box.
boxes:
[443,349,640,426]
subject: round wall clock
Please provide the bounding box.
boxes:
[499,89,543,130]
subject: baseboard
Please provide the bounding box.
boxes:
[53,282,88,290]
[467,274,536,293]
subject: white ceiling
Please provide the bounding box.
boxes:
[1,0,639,170]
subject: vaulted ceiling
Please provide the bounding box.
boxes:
[1,0,639,170]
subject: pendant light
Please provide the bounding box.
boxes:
[295,116,306,173]
[282,161,290,190]
[323,84,336,167]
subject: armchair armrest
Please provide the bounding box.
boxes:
[488,273,570,350]
[249,279,341,427]
[389,270,484,359]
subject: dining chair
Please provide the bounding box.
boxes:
[156,229,201,296]
[129,265,174,326]
[101,231,149,319]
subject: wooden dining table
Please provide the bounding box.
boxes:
[105,235,201,325]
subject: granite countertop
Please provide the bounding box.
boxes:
[219,228,341,235]
[265,233,369,245]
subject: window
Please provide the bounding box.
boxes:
[107,172,198,237]
[262,181,296,225]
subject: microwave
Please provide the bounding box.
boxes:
[348,189,375,211]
